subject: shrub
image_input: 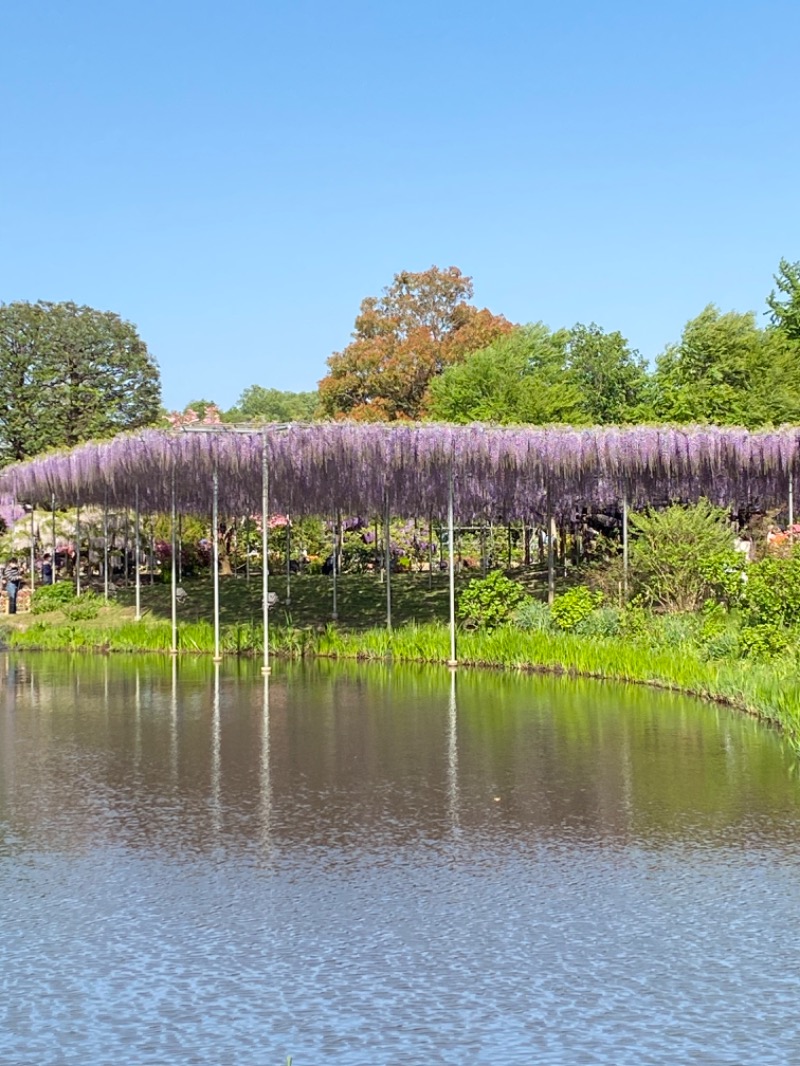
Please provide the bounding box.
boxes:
[702,627,741,660]
[63,592,101,620]
[512,599,553,632]
[743,556,800,628]
[550,586,602,631]
[31,582,76,614]
[458,570,528,630]
[739,623,791,660]
[627,499,739,612]
[574,606,623,638]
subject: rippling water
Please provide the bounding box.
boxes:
[2,652,800,1064]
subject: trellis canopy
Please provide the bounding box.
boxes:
[1,423,798,522]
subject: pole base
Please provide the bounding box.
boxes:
[447,660,458,668]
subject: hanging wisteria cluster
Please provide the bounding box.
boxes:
[0,423,797,523]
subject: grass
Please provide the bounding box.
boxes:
[3,570,799,745]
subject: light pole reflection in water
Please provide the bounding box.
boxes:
[170,655,178,784]
[448,669,459,829]
[211,662,221,837]
[134,667,142,770]
[259,672,272,858]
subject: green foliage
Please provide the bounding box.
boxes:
[63,592,101,620]
[566,323,653,424]
[226,386,319,423]
[652,304,800,427]
[457,570,528,629]
[0,300,161,464]
[31,582,76,614]
[550,586,602,630]
[573,605,623,638]
[627,500,737,612]
[698,550,748,608]
[742,554,800,660]
[512,599,554,632]
[742,556,800,628]
[739,623,792,660]
[767,258,800,342]
[427,324,587,425]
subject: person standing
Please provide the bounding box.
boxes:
[42,553,53,585]
[2,557,22,614]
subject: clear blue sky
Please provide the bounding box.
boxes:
[2,0,798,413]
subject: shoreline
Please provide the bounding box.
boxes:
[4,613,797,747]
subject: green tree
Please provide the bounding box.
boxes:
[0,300,161,463]
[319,266,512,421]
[652,305,800,427]
[566,323,653,424]
[767,258,800,342]
[226,386,318,423]
[426,324,587,425]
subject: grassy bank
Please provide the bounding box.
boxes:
[3,573,799,746]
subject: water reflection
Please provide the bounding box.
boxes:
[2,652,800,1065]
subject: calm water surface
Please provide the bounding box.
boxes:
[2,652,800,1064]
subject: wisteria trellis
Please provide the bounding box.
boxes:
[0,423,798,521]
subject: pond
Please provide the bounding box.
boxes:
[1,653,800,1064]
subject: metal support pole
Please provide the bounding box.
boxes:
[332,514,339,621]
[170,468,178,655]
[51,493,57,584]
[448,468,457,666]
[547,506,555,607]
[789,474,795,547]
[75,505,81,597]
[286,517,291,606]
[384,493,392,631]
[29,507,35,592]
[261,434,270,675]
[428,511,434,590]
[212,461,221,662]
[134,486,141,621]
[103,491,109,602]
[622,494,629,602]
[245,516,251,584]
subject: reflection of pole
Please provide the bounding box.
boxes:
[261,434,270,675]
[212,461,221,662]
[211,661,221,836]
[447,670,459,829]
[170,654,178,782]
[134,486,141,621]
[170,467,178,655]
[261,672,271,853]
[385,493,392,631]
[448,468,457,666]
[134,667,142,767]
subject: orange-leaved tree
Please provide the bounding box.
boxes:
[318,267,513,421]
